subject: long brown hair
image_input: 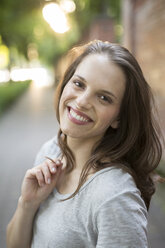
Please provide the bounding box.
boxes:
[55,40,163,210]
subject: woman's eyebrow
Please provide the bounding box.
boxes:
[100,90,117,99]
[74,74,117,99]
[74,74,87,82]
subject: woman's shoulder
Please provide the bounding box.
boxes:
[89,167,148,247]
[93,165,137,192]
[88,165,146,210]
[33,135,61,166]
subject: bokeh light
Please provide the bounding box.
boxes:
[0,70,10,83]
[0,45,9,69]
[42,3,70,34]
[60,0,76,13]
[10,67,53,87]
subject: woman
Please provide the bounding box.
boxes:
[7,40,162,248]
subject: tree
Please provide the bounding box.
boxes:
[0,0,121,65]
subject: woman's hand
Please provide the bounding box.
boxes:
[21,158,63,209]
[6,157,63,248]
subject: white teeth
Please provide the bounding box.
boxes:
[70,108,89,122]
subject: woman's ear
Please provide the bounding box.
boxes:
[111,118,120,129]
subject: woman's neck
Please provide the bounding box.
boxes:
[66,136,100,171]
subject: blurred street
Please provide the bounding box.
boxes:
[0,84,165,248]
[0,83,59,248]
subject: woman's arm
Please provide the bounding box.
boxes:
[6,196,39,248]
[6,158,63,248]
[95,190,148,248]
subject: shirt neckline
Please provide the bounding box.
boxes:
[53,166,116,200]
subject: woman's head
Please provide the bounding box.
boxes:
[58,52,125,141]
[56,40,153,149]
[55,40,162,209]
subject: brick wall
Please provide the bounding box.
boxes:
[84,16,115,43]
[122,0,165,156]
[122,0,165,95]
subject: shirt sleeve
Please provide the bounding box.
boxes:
[95,190,148,248]
[33,135,61,166]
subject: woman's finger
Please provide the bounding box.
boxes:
[51,162,63,187]
[45,157,63,173]
[46,160,57,174]
[35,168,45,187]
[41,164,52,185]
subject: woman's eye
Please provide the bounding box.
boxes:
[73,80,84,88]
[99,95,112,103]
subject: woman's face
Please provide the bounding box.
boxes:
[59,53,125,141]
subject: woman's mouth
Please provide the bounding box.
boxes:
[67,107,93,125]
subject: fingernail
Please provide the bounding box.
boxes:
[56,160,61,165]
[47,178,51,184]
[51,167,56,173]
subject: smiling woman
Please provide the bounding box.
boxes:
[7,40,163,248]
[58,53,125,140]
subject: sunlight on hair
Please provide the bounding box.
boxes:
[42,3,70,34]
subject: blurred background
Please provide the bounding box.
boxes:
[0,0,165,247]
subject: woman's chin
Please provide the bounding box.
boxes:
[60,127,80,138]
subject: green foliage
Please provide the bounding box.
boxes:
[0,0,121,65]
[35,9,80,65]
[0,0,80,65]
[74,0,121,33]
[0,0,44,53]
[0,80,31,115]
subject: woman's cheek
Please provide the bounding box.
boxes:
[62,84,75,101]
[100,107,119,126]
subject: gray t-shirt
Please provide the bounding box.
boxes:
[31,136,148,248]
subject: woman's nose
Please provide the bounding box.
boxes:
[76,92,92,109]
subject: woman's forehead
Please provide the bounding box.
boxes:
[75,54,125,83]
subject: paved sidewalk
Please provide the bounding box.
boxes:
[0,83,165,248]
[148,183,165,248]
[0,83,59,248]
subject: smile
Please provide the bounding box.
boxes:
[67,107,93,125]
